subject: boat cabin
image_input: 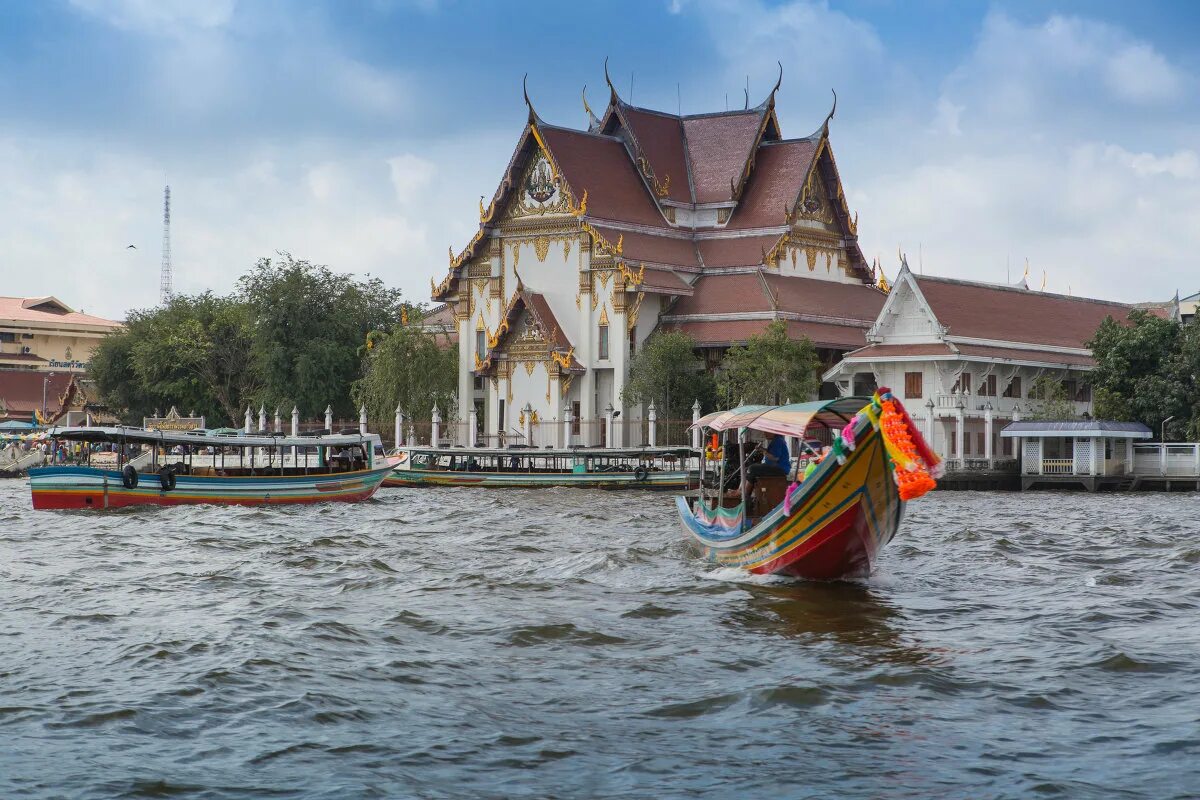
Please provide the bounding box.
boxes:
[45,426,386,477]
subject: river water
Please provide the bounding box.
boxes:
[1,479,1198,799]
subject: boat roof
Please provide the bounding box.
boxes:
[693,397,868,437]
[46,426,383,448]
[400,445,695,458]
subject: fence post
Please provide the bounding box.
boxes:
[604,403,615,449]
[359,404,368,435]
[324,405,333,433]
[408,424,415,446]
[1160,442,1167,476]
[431,404,441,448]
[244,406,252,434]
[648,402,657,448]
[394,404,403,448]
[1194,443,1199,477]
[691,400,702,449]
[984,404,994,464]
[522,404,533,446]
[468,406,478,448]
[258,404,266,433]
[273,407,281,433]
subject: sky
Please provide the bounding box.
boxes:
[1,0,1197,320]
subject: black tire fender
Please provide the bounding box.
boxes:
[158,466,176,491]
[634,465,649,482]
[121,464,139,490]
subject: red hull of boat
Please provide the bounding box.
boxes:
[749,504,876,580]
[31,486,380,510]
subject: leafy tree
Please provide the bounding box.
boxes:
[620,331,716,419]
[89,293,259,425]
[1087,310,1195,440]
[716,320,820,406]
[239,253,404,418]
[352,315,458,428]
[1027,377,1076,421]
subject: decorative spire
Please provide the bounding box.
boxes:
[768,61,783,108]
[522,73,540,125]
[604,56,620,104]
[582,85,601,133]
[807,88,837,140]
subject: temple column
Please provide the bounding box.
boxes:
[648,402,657,448]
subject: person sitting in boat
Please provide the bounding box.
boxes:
[746,433,790,484]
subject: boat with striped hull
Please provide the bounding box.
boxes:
[30,426,392,510]
[677,394,939,580]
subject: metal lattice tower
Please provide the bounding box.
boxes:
[159,185,173,305]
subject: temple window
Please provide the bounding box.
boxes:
[475,329,486,355]
[598,324,609,360]
[904,371,923,399]
[1003,377,1022,398]
[979,375,997,396]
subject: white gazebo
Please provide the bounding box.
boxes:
[1000,420,1152,491]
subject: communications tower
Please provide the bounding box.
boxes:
[159,185,173,305]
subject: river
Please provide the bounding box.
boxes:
[1,480,1198,799]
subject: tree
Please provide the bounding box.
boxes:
[1027,376,1076,421]
[620,331,716,419]
[352,314,458,429]
[716,320,820,406]
[89,293,259,425]
[239,253,404,418]
[1087,309,1195,440]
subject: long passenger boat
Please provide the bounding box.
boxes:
[677,391,941,580]
[29,426,393,510]
[384,445,697,489]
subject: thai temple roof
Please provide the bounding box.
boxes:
[433,67,882,345]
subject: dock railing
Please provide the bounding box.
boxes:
[1133,443,1200,477]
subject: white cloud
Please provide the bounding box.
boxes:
[69,0,236,35]
[387,154,437,204]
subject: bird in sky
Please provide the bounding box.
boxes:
[126,244,137,249]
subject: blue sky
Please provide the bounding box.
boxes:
[1,0,1197,318]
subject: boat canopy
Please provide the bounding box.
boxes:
[692,397,868,438]
[45,425,381,449]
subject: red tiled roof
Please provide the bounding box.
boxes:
[669,273,884,321]
[669,272,772,315]
[0,296,121,329]
[638,267,694,296]
[727,139,818,229]
[762,274,885,322]
[539,125,666,228]
[618,106,692,204]
[953,343,1097,368]
[842,343,956,359]
[697,236,781,268]
[0,370,80,416]
[682,111,764,203]
[915,276,1130,349]
[665,318,867,350]
[591,226,699,268]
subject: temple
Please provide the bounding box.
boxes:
[431,65,886,446]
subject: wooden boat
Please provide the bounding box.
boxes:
[383,445,697,489]
[29,426,393,510]
[677,391,940,580]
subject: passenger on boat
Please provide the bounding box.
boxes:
[746,433,789,483]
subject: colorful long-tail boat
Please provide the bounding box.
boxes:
[676,391,940,580]
[29,426,393,510]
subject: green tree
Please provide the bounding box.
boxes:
[88,293,260,425]
[239,253,404,418]
[716,319,820,406]
[1087,309,1194,440]
[1027,376,1076,421]
[620,331,716,419]
[352,315,457,429]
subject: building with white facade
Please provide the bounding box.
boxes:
[430,69,886,446]
[824,264,1134,469]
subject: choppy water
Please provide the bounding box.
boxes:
[2,480,1199,799]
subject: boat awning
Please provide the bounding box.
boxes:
[693,397,869,437]
[44,425,383,448]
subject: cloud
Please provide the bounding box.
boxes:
[69,0,236,35]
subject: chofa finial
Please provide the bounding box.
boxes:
[523,73,539,124]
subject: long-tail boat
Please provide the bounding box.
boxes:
[676,390,940,580]
[383,445,696,489]
[29,426,393,509]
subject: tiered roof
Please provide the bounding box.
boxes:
[434,68,879,350]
